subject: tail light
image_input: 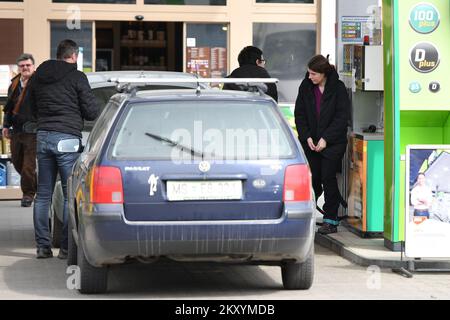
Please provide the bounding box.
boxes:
[283,164,312,202]
[90,166,123,204]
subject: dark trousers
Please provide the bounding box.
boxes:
[305,148,344,224]
[10,132,37,199]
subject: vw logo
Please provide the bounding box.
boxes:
[198,161,211,173]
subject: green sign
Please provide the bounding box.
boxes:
[409,41,440,73]
[409,2,440,34]
[399,0,450,110]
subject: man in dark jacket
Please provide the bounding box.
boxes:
[29,39,100,259]
[223,46,278,102]
[2,53,37,207]
[295,54,350,235]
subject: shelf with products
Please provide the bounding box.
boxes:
[0,105,21,200]
[113,21,175,72]
[0,157,21,200]
[0,151,21,200]
[120,40,167,48]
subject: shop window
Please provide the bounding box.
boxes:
[186,23,228,78]
[52,0,135,3]
[118,21,179,71]
[50,21,93,72]
[253,23,316,103]
[255,0,313,3]
[145,0,225,5]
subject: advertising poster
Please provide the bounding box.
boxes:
[398,1,450,110]
[405,145,450,258]
[210,47,227,78]
[347,137,366,230]
[186,47,211,78]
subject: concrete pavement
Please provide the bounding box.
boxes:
[0,200,449,299]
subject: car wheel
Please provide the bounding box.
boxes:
[51,205,62,249]
[77,238,108,294]
[67,216,77,266]
[281,249,314,290]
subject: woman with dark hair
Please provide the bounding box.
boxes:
[294,54,351,234]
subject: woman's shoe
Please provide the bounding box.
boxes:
[318,222,338,235]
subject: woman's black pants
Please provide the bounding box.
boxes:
[305,148,344,224]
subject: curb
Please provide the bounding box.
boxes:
[315,232,450,271]
[314,232,408,269]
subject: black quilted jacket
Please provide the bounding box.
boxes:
[294,69,351,160]
[29,60,99,137]
[223,64,278,102]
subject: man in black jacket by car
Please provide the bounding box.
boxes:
[29,39,100,259]
[224,46,278,102]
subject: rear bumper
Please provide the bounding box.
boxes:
[75,202,315,267]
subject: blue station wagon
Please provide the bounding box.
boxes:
[67,79,316,293]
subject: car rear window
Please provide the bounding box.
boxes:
[109,100,296,161]
[84,86,117,132]
[84,85,201,132]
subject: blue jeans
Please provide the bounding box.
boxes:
[33,131,80,250]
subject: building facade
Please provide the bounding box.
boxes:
[0,0,325,102]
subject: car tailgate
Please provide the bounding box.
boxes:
[117,160,291,222]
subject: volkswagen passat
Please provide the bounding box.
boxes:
[67,79,315,293]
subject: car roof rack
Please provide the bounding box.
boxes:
[108,77,279,97]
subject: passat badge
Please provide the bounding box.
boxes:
[198,161,211,173]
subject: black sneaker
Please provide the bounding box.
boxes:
[21,197,33,207]
[318,222,338,235]
[36,247,53,259]
[57,249,68,260]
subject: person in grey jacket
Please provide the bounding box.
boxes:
[29,39,100,259]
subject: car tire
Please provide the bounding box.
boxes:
[51,205,62,249]
[281,249,314,290]
[77,238,108,294]
[67,216,77,266]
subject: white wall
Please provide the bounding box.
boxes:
[320,0,337,65]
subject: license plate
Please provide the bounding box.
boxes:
[167,180,243,201]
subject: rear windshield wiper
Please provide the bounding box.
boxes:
[145,132,204,158]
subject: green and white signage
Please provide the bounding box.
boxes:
[409,41,440,73]
[399,0,450,110]
[409,2,440,34]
